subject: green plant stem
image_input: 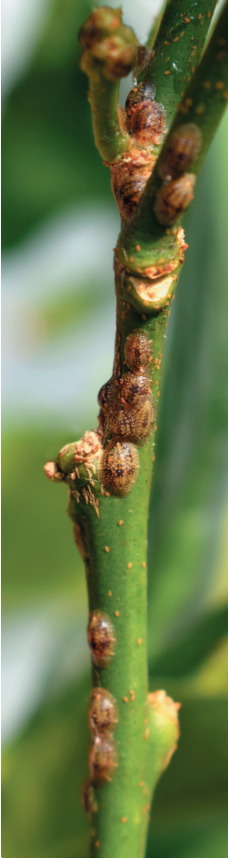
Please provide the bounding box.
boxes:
[88,76,129,162]
[66,290,178,858]
[141,0,218,126]
[44,3,228,857]
[117,1,228,278]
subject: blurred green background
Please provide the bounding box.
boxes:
[2,0,228,857]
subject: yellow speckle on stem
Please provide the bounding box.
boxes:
[115,610,119,617]
[118,520,123,526]
[121,817,127,823]
[123,696,128,703]
[105,546,110,553]
[108,590,112,597]
[142,562,146,568]
[138,638,142,645]
[215,80,224,89]
[164,70,171,75]
[127,562,132,569]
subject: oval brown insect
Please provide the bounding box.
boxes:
[125,81,156,129]
[89,734,119,784]
[120,372,151,405]
[110,398,155,444]
[116,171,149,220]
[130,100,167,146]
[98,377,115,413]
[88,687,119,735]
[154,173,196,226]
[87,611,116,668]
[159,123,203,180]
[100,440,139,497]
[124,330,152,373]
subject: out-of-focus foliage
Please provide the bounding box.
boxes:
[2,0,228,857]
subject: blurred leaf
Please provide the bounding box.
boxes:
[148,110,228,661]
[39,277,111,337]
[1,427,86,609]
[2,0,112,248]
[1,671,91,859]
[2,670,228,858]
[146,694,228,858]
[149,605,228,678]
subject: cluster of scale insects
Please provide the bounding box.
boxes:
[82,611,118,814]
[110,81,167,220]
[110,79,203,226]
[98,329,155,496]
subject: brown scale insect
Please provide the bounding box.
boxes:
[87,610,116,667]
[110,150,153,222]
[100,440,139,497]
[89,734,119,784]
[159,123,203,180]
[115,171,150,220]
[130,100,167,147]
[154,173,196,226]
[125,81,167,146]
[125,82,156,124]
[124,330,152,374]
[98,377,115,413]
[110,397,155,444]
[89,687,119,735]
[120,372,151,405]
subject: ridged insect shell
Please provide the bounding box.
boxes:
[125,81,156,127]
[130,100,167,146]
[89,734,118,784]
[159,123,203,180]
[89,687,119,735]
[154,173,196,226]
[101,440,139,497]
[87,611,116,668]
[110,397,155,444]
[124,330,152,374]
